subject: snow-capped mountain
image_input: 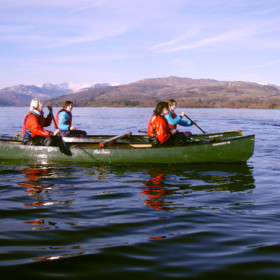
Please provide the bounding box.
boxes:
[0,82,119,106]
[37,82,117,96]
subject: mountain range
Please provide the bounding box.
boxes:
[0,82,117,106]
[1,77,280,109]
[47,76,280,109]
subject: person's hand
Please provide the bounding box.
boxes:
[180,112,186,117]
[47,106,52,112]
[54,129,60,136]
[191,122,196,126]
[70,126,77,130]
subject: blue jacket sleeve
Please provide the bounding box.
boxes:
[178,118,192,127]
[58,111,70,130]
[164,112,182,125]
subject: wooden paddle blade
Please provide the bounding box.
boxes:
[56,136,72,156]
[99,132,132,148]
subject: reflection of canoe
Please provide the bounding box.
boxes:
[141,162,255,211]
[0,133,254,165]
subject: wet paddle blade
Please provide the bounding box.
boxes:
[57,136,72,156]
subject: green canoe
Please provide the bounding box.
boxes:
[0,132,254,165]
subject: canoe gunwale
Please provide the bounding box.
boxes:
[0,130,243,145]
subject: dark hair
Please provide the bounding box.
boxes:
[168,99,176,106]
[63,101,73,109]
[154,101,169,116]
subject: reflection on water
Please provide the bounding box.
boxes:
[19,165,52,192]
[140,163,255,211]
[142,170,171,211]
[0,161,257,265]
[17,163,256,215]
[18,165,75,209]
[0,162,258,278]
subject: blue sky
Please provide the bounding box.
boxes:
[0,0,280,88]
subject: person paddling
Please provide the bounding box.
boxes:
[22,98,60,146]
[165,99,195,136]
[55,101,87,138]
[147,101,188,146]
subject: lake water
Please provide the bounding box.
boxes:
[0,107,280,279]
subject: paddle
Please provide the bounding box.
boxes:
[184,114,206,134]
[47,106,72,156]
[99,132,132,148]
[138,130,147,134]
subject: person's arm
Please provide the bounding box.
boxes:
[58,111,70,130]
[178,118,192,127]
[165,112,181,125]
[43,112,52,127]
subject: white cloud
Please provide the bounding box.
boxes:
[154,28,258,52]
[0,0,174,49]
[241,60,280,70]
[150,28,201,50]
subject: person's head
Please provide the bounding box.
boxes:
[154,101,169,116]
[63,101,73,111]
[168,99,177,111]
[30,98,43,112]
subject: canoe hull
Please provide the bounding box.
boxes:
[0,135,255,165]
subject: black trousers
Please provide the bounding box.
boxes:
[149,132,189,147]
[23,136,59,146]
[59,130,87,138]
[161,132,188,146]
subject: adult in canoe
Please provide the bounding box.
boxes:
[55,101,87,138]
[22,98,60,146]
[165,99,195,136]
[147,101,188,146]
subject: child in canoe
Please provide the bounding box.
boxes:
[165,99,195,136]
[55,101,87,138]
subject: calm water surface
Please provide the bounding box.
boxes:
[0,107,280,279]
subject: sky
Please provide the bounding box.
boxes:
[0,0,280,88]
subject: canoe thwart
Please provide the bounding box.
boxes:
[99,131,132,148]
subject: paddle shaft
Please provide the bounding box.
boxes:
[47,107,72,156]
[138,130,147,134]
[47,107,59,129]
[185,115,206,134]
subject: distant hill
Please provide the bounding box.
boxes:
[0,82,117,106]
[46,76,280,109]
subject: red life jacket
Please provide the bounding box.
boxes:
[169,111,177,129]
[147,115,170,143]
[22,112,51,138]
[147,115,157,137]
[54,109,72,128]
